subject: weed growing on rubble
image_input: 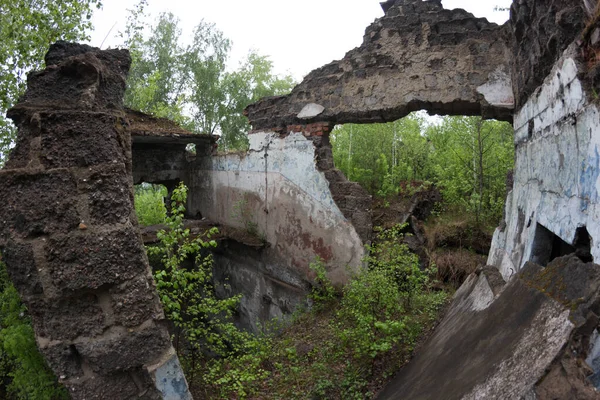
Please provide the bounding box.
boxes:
[149,187,447,399]
[205,225,447,399]
[308,257,338,309]
[0,262,68,400]
[148,182,269,396]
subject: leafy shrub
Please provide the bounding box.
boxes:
[0,262,68,399]
[134,183,167,226]
[337,265,407,361]
[308,256,338,308]
[149,190,448,399]
[149,182,268,397]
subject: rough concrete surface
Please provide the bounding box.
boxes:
[245,0,513,131]
[0,42,191,399]
[377,255,600,400]
[488,45,600,281]
[188,131,367,287]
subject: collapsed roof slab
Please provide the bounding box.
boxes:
[245,0,514,132]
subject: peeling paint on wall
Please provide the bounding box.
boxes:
[190,132,365,287]
[489,47,600,280]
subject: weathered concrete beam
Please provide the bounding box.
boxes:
[0,42,192,399]
[245,0,514,132]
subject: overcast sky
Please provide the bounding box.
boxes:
[88,0,511,81]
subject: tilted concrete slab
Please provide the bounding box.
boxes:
[377,256,600,399]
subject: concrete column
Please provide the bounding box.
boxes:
[0,42,192,399]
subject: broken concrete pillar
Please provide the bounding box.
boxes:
[0,42,191,399]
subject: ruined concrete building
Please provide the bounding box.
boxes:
[1,0,600,398]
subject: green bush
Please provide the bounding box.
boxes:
[149,182,269,397]
[148,190,447,399]
[134,183,167,226]
[335,225,426,361]
[308,256,338,308]
[0,262,67,399]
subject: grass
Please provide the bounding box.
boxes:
[245,290,447,400]
[424,208,493,288]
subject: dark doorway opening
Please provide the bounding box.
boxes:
[530,223,593,266]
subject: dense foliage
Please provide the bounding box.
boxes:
[0,0,101,165]
[122,1,295,150]
[139,185,447,399]
[148,183,269,396]
[134,183,167,226]
[0,262,68,399]
[332,114,514,224]
[245,225,447,399]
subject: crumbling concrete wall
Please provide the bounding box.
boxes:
[377,255,600,399]
[0,42,191,399]
[130,120,369,329]
[187,128,368,288]
[245,0,514,132]
[488,1,599,280]
[488,46,600,280]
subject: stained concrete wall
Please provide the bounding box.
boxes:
[187,131,367,290]
[0,42,191,399]
[129,121,368,331]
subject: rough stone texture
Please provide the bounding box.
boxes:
[80,163,135,225]
[0,170,80,238]
[377,255,600,399]
[39,342,84,380]
[45,227,148,293]
[110,275,164,328]
[509,0,586,108]
[76,324,172,375]
[0,43,191,398]
[29,295,106,340]
[245,0,513,131]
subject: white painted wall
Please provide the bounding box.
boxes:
[488,45,600,280]
[190,131,364,286]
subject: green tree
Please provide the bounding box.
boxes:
[427,116,514,224]
[215,51,295,150]
[0,0,102,165]
[122,6,295,151]
[331,114,430,196]
[330,114,513,224]
[121,5,189,125]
